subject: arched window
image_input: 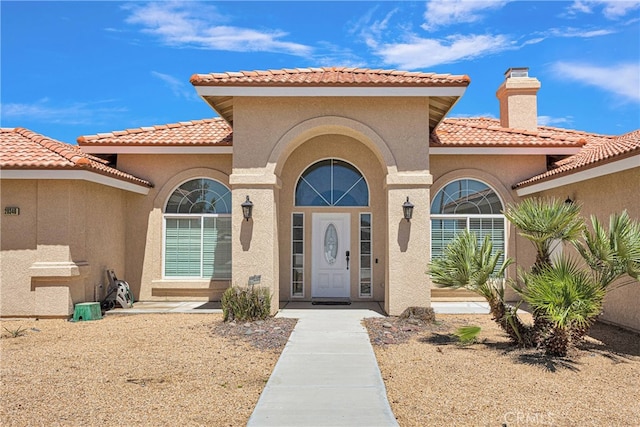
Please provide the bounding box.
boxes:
[164,178,231,279]
[295,159,368,207]
[430,179,506,262]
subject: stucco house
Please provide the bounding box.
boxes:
[1,67,638,331]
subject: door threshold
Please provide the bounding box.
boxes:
[311,297,352,305]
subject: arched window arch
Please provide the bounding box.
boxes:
[430,179,506,262]
[164,178,231,279]
[295,159,369,207]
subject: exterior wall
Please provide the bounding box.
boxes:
[534,167,640,332]
[278,134,387,302]
[116,154,233,301]
[231,96,432,314]
[0,179,127,317]
[429,154,548,300]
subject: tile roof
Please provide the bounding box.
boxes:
[515,128,640,188]
[432,118,601,147]
[190,67,470,87]
[0,128,152,187]
[77,118,232,146]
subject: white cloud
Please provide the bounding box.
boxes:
[538,115,574,127]
[123,2,312,56]
[422,0,510,31]
[151,71,198,101]
[1,99,128,125]
[568,1,640,19]
[375,34,513,69]
[550,62,640,103]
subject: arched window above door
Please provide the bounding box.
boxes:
[295,159,369,206]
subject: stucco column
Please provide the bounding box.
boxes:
[385,172,432,315]
[230,170,281,314]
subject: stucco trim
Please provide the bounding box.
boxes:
[0,169,150,195]
[153,168,231,209]
[269,116,396,176]
[195,86,466,97]
[430,147,581,155]
[516,155,640,196]
[29,261,89,278]
[81,146,233,154]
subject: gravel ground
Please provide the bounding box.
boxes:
[2,312,639,427]
[1,314,296,427]
[365,314,640,427]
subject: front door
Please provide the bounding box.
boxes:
[311,213,351,298]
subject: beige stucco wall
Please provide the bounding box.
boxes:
[116,154,233,301]
[429,154,548,300]
[1,179,127,317]
[230,96,432,314]
[534,167,640,332]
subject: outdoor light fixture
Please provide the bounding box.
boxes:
[565,196,574,205]
[402,197,414,222]
[241,195,254,221]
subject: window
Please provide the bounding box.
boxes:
[291,213,304,297]
[295,159,368,206]
[431,179,506,264]
[359,213,372,297]
[164,178,231,279]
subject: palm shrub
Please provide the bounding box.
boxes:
[427,230,535,345]
[221,285,272,322]
[515,258,605,356]
[575,210,640,289]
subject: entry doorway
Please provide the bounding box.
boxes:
[311,213,351,298]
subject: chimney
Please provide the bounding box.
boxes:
[496,67,541,131]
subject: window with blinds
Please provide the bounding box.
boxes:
[164,179,232,279]
[430,179,505,265]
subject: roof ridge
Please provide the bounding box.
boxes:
[190,67,471,86]
[78,117,227,143]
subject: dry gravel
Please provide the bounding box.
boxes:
[1,314,295,427]
[366,313,640,427]
[2,312,639,427]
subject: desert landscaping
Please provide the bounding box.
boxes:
[2,311,639,426]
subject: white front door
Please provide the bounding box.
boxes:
[311,213,351,298]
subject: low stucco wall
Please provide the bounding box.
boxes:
[1,179,127,317]
[536,167,640,332]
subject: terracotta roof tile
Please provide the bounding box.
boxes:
[0,128,151,187]
[515,129,640,188]
[77,117,232,146]
[432,118,599,147]
[190,67,470,87]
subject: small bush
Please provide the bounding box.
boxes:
[3,326,27,338]
[453,325,481,345]
[221,286,272,322]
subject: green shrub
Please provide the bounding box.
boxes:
[453,325,481,345]
[221,286,272,322]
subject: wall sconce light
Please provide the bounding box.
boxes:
[241,195,254,221]
[402,197,414,222]
[564,196,573,205]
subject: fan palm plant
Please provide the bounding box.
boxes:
[516,257,605,356]
[503,198,584,273]
[575,210,640,289]
[428,230,534,345]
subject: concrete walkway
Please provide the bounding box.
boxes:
[247,302,399,427]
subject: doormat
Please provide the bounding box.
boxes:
[311,298,352,305]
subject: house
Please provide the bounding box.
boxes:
[1,67,638,331]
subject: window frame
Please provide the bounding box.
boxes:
[359,212,373,298]
[162,178,232,280]
[430,179,507,264]
[291,212,305,298]
[294,158,370,208]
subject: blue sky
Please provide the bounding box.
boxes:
[2,1,639,144]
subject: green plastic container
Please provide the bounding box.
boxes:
[72,302,102,321]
